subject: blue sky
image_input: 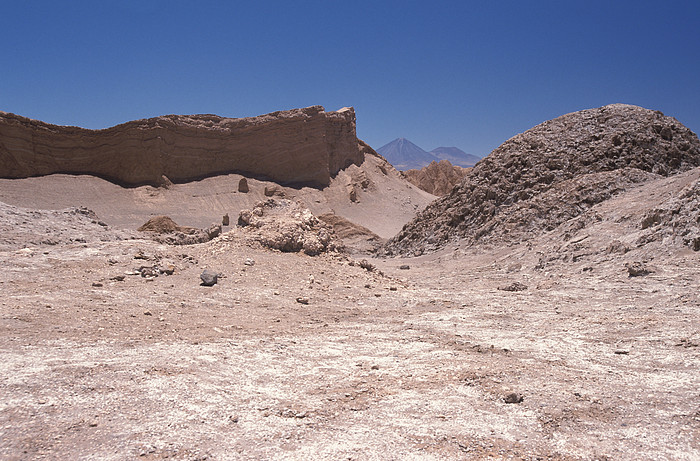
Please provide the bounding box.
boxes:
[2,1,699,156]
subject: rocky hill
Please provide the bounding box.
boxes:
[385,104,700,255]
[402,159,469,196]
[0,106,363,187]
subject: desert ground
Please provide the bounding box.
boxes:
[1,104,699,460]
[0,168,698,461]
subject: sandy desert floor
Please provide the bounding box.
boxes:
[1,186,699,460]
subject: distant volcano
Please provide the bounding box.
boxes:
[376,138,480,170]
[376,138,435,170]
[430,146,482,168]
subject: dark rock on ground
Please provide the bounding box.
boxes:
[504,392,524,404]
[200,269,219,286]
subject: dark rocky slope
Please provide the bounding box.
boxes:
[385,104,700,255]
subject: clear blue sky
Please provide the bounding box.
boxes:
[2,1,699,156]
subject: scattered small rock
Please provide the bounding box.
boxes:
[222,214,230,226]
[91,282,103,287]
[111,275,126,281]
[139,266,159,278]
[626,261,650,277]
[359,259,376,272]
[370,365,380,370]
[296,297,310,305]
[162,264,176,275]
[200,269,219,286]
[614,349,630,355]
[498,282,528,292]
[399,264,410,270]
[244,258,255,266]
[503,392,524,404]
[143,311,152,316]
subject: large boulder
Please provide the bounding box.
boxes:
[238,199,339,255]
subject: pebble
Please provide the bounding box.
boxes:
[244,258,255,266]
[296,297,310,305]
[399,265,410,270]
[504,392,524,404]
[91,282,103,287]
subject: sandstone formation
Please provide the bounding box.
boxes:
[0,106,363,187]
[386,104,700,255]
[402,159,470,196]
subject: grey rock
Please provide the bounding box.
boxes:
[504,392,524,404]
[200,269,219,286]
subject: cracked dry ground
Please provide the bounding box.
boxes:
[1,232,699,460]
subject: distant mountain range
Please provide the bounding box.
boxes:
[375,138,481,170]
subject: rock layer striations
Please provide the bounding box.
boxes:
[0,106,363,187]
[386,104,700,255]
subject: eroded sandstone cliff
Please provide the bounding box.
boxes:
[0,106,363,187]
[402,159,469,196]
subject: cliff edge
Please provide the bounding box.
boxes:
[0,106,363,187]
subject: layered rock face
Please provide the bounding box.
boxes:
[385,104,700,255]
[402,159,469,196]
[0,106,363,187]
